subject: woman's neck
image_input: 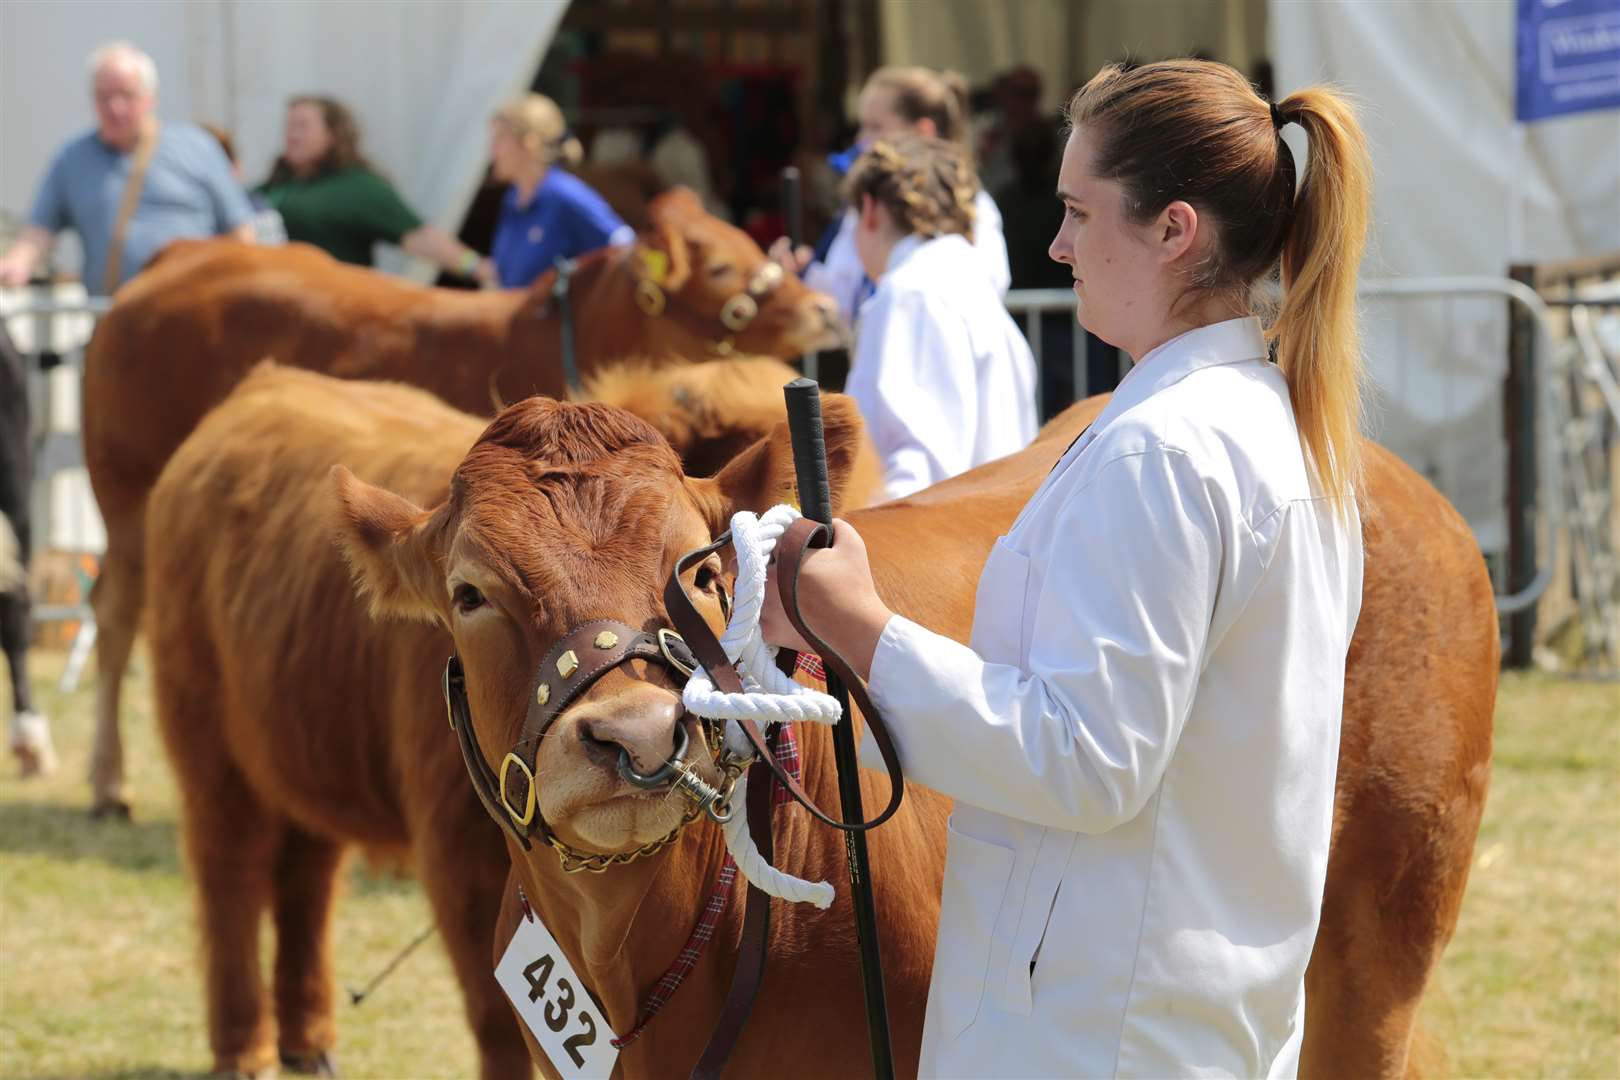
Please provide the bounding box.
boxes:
[513,164,549,208]
[1125,296,1251,366]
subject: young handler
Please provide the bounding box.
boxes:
[763,59,1371,1077]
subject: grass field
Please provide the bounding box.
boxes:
[2,649,1616,1078]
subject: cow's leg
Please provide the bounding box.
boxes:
[2,507,53,777]
[271,825,345,1076]
[180,777,282,1077]
[416,819,533,1080]
[1302,835,1472,1080]
[87,536,142,817]
[2,585,56,777]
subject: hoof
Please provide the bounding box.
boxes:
[9,710,58,778]
[89,797,133,822]
[280,1049,338,1077]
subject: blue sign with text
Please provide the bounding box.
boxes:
[1516,0,1620,121]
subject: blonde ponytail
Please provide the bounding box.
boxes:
[1268,87,1371,509]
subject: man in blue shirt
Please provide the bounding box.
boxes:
[0,42,254,295]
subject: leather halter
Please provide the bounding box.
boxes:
[443,619,714,868]
[629,252,787,356]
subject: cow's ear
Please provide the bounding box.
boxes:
[637,224,691,293]
[331,466,446,624]
[694,393,867,529]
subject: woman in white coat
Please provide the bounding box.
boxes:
[776,66,1011,327]
[763,60,1372,1078]
[842,135,1037,499]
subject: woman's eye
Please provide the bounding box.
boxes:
[708,264,733,278]
[453,584,486,613]
[1066,207,1085,222]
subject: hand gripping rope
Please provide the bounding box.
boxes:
[683,505,840,909]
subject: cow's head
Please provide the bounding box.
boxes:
[634,187,843,357]
[334,395,865,863]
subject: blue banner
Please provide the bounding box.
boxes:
[1516,0,1620,121]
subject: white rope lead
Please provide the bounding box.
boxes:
[683,505,840,908]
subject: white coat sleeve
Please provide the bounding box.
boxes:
[863,447,1221,833]
[973,192,1012,298]
[850,288,977,498]
[803,212,864,328]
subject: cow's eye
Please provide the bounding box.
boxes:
[452,584,486,613]
[694,565,716,592]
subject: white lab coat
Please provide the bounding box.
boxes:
[844,233,1037,499]
[862,317,1364,1078]
[806,189,1011,327]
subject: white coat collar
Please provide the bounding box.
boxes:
[1111,316,1267,416]
[1082,316,1267,444]
[1034,317,1268,501]
[883,232,928,276]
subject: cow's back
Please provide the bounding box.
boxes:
[144,364,477,845]
[84,240,532,528]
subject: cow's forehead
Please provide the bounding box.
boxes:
[443,403,703,616]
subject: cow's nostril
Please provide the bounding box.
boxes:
[579,724,624,763]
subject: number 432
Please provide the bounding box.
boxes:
[524,953,599,1068]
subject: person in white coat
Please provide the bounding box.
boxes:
[842,135,1037,499]
[773,66,1011,328]
[762,59,1373,1078]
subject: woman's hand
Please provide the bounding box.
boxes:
[761,519,893,682]
[767,236,813,276]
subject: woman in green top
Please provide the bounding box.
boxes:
[258,96,494,283]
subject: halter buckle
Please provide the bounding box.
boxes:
[658,628,697,678]
[499,752,538,828]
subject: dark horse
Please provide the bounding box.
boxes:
[1,318,55,775]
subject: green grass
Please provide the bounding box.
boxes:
[2,653,1616,1077]
[1415,672,1620,1079]
[0,649,475,1079]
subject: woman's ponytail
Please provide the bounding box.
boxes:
[1268,87,1372,509]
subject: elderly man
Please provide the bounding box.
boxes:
[0,42,254,295]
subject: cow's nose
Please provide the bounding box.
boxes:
[574,688,685,778]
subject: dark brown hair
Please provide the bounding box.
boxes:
[866,66,970,145]
[265,95,376,185]
[843,134,978,241]
[1067,59,1371,506]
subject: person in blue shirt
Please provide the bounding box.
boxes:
[487,94,634,289]
[0,42,254,295]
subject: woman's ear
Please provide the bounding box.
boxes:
[1158,200,1201,265]
[858,193,881,234]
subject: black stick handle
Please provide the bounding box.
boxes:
[782,377,894,1080]
[782,166,804,251]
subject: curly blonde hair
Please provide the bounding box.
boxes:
[842,134,978,241]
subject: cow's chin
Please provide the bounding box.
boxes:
[543,787,690,856]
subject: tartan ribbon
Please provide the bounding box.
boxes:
[793,651,827,683]
[609,723,801,1049]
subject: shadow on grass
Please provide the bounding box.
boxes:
[33,1071,207,1080]
[0,798,181,875]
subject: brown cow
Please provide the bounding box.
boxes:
[339,394,1495,1079]
[142,362,878,1077]
[82,186,841,817]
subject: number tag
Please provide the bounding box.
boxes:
[495,912,620,1078]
